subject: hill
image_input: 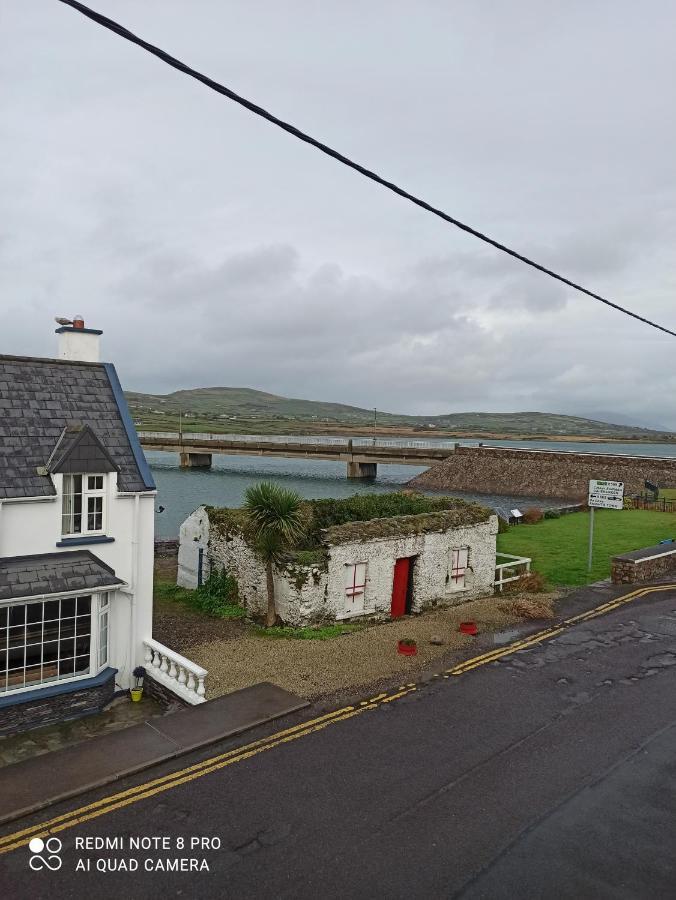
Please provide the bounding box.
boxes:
[124,386,674,441]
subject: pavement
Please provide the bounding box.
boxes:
[2,581,676,897]
[0,682,308,825]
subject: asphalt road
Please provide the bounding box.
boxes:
[3,588,676,899]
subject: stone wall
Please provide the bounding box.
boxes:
[611,548,676,585]
[0,669,116,738]
[145,672,189,711]
[410,446,676,501]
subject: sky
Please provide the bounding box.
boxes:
[2,1,676,427]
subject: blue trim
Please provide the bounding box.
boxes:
[54,326,103,335]
[103,362,156,490]
[0,668,117,709]
[56,535,115,547]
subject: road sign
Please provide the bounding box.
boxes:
[588,479,624,510]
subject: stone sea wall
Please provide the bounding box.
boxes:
[409,446,676,501]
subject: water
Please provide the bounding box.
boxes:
[148,438,676,538]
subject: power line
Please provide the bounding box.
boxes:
[57,0,676,339]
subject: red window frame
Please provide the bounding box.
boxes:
[345,563,366,598]
[450,548,469,586]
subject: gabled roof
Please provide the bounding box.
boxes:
[48,424,119,475]
[0,355,155,498]
[0,550,124,602]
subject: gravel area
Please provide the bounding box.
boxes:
[180,594,559,701]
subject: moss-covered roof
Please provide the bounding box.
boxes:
[323,503,491,545]
[206,493,492,551]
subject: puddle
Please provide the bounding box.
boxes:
[492,628,522,646]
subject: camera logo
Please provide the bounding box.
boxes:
[29,837,62,871]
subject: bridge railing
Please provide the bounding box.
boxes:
[138,431,457,450]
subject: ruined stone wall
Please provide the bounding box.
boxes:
[409,446,676,501]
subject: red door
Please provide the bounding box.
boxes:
[391,557,411,618]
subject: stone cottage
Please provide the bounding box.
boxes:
[178,495,498,626]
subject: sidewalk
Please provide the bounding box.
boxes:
[0,682,308,826]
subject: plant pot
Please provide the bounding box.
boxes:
[459,622,478,636]
[398,640,417,656]
[130,687,143,702]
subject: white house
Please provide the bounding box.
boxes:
[0,320,203,738]
[178,497,499,626]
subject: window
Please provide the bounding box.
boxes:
[98,594,109,668]
[62,474,106,536]
[0,593,109,694]
[345,563,367,601]
[449,548,469,591]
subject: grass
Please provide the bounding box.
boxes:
[253,623,364,640]
[153,579,247,619]
[497,509,676,586]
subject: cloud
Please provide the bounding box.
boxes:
[2,1,676,430]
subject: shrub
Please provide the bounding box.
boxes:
[544,508,561,519]
[194,568,244,618]
[501,571,547,594]
[498,596,555,620]
[497,516,510,534]
[522,507,544,524]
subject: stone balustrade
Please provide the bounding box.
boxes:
[143,638,207,705]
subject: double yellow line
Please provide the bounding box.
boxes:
[1,582,673,856]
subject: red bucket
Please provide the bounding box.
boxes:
[459,622,478,636]
[398,640,417,656]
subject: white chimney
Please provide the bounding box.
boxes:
[55,315,101,363]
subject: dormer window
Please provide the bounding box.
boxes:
[62,474,106,536]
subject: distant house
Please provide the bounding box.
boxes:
[0,320,205,738]
[178,495,498,626]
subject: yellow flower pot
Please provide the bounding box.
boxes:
[130,688,143,702]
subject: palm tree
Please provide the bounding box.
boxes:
[244,481,305,627]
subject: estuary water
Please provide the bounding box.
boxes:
[148,439,676,538]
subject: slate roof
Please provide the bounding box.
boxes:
[49,424,119,474]
[0,355,154,498]
[0,550,124,602]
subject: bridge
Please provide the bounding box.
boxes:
[138,432,455,478]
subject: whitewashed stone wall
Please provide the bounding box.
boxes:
[326,518,497,621]
[178,507,498,626]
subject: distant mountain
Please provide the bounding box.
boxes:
[125,386,675,440]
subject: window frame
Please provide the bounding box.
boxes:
[449,547,470,591]
[61,473,107,537]
[344,562,367,602]
[0,591,110,697]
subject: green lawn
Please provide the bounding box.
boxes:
[497,509,676,586]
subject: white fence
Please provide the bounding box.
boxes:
[143,638,208,705]
[494,553,532,592]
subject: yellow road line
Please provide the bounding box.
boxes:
[1,583,674,855]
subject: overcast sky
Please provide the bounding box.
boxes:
[2,2,676,426]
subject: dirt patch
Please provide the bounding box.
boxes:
[175,591,560,701]
[152,557,249,648]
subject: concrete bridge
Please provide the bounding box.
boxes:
[138,432,454,479]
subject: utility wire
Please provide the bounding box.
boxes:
[57,0,676,338]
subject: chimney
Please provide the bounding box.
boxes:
[55,315,102,363]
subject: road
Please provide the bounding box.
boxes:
[3,586,676,898]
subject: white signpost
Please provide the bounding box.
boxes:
[587,479,624,571]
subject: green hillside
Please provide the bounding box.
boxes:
[124,386,674,441]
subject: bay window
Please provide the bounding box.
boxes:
[0,593,110,694]
[62,474,106,536]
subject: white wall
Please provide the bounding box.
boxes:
[0,472,155,689]
[326,518,498,621]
